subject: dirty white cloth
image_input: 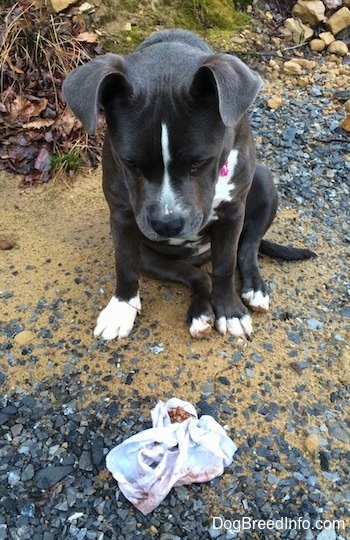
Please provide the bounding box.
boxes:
[106,398,237,515]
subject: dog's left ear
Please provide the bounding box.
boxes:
[191,54,262,127]
[63,54,132,135]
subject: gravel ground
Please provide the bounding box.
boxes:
[1,47,349,540]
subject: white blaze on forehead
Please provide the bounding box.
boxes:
[160,123,178,215]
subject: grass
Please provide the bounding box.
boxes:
[51,148,85,174]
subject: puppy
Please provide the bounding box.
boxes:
[63,29,316,340]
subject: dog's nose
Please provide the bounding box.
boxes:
[150,215,184,237]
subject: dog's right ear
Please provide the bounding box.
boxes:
[62,54,132,135]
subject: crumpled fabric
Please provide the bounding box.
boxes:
[106,398,237,515]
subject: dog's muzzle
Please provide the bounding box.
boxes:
[150,214,184,238]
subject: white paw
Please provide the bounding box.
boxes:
[242,290,269,312]
[189,315,212,338]
[215,314,252,338]
[94,294,141,340]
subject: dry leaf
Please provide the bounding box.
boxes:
[76,32,99,43]
[22,119,55,130]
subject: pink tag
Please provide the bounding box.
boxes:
[219,161,229,177]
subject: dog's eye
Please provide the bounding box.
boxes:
[124,159,138,170]
[190,160,208,175]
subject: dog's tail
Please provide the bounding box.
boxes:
[259,239,317,261]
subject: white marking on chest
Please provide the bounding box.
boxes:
[160,123,178,215]
[210,149,238,220]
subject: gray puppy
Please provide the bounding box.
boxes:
[63,29,315,340]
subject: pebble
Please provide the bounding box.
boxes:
[13,330,36,345]
[327,423,349,444]
[316,529,337,540]
[304,434,320,454]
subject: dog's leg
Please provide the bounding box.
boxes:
[140,246,214,338]
[238,164,278,312]
[210,202,253,339]
[94,212,142,340]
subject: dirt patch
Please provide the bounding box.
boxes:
[1,167,348,433]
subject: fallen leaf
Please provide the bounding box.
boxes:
[76,32,99,43]
[22,119,55,130]
[34,147,51,172]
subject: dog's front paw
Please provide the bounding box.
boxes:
[242,290,269,312]
[94,294,141,340]
[215,314,252,339]
[189,314,213,338]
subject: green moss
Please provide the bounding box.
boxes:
[99,0,251,55]
[173,0,248,32]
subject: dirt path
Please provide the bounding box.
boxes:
[1,168,348,424]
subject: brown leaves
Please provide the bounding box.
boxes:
[0,1,104,186]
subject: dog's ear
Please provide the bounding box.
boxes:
[191,54,262,127]
[62,54,132,135]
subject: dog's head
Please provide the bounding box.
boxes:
[63,30,261,241]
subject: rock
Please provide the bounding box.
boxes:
[343,100,350,112]
[327,40,349,56]
[328,423,350,443]
[316,528,337,540]
[14,330,36,345]
[341,114,350,130]
[285,18,314,45]
[291,58,316,69]
[267,95,283,109]
[292,0,325,26]
[310,38,326,51]
[324,0,342,7]
[0,234,16,250]
[327,7,350,36]
[319,31,335,46]
[304,434,320,454]
[34,465,74,489]
[283,60,303,75]
[49,0,77,12]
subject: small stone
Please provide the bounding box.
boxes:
[285,18,314,44]
[327,40,349,56]
[0,234,16,250]
[34,465,74,489]
[291,58,316,69]
[245,368,255,378]
[292,0,326,26]
[341,114,350,131]
[307,318,322,330]
[14,330,35,345]
[124,22,132,31]
[319,31,335,46]
[267,473,280,484]
[327,7,350,35]
[21,464,35,481]
[49,0,77,12]
[327,423,349,443]
[79,450,94,471]
[200,380,213,397]
[267,95,283,109]
[343,99,350,113]
[304,434,320,454]
[340,306,350,317]
[283,61,303,75]
[316,528,337,540]
[310,38,326,51]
